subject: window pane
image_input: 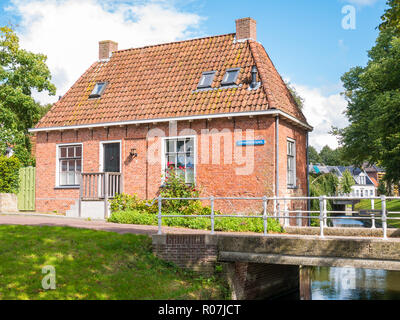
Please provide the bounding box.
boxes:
[166,155,176,169]
[67,147,74,158]
[186,139,194,153]
[186,154,194,168]
[61,160,68,172]
[75,146,82,157]
[60,172,66,185]
[186,168,194,184]
[68,172,75,185]
[177,140,185,153]
[68,160,75,172]
[76,160,81,172]
[60,147,67,158]
[177,154,185,168]
[166,140,175,153]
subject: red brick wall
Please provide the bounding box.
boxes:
[35,115,308,215]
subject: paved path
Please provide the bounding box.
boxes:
[0,213,213,236]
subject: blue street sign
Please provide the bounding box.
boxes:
[236,140,265,146]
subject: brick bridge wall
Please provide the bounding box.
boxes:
[152,234,300,300]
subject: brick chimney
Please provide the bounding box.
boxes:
[235,17,257,41]
[99,40,118,60]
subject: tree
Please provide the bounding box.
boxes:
[339,169,355,195]
[337,20,400,184]
[308,146,322,164]
[0,26,56,165]
[379,0,400,32]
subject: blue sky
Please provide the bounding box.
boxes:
[0,0,389,149]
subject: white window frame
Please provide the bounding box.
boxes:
[99,140,122,173]
[161,135,197,185]
[55,142,83,188]
[287,138,296,188]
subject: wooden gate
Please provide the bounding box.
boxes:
[17,167,35,211]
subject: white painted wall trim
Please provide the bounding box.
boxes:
[29,109,313,133]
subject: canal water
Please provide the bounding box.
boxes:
[310,267,400,300]
[308,216,400,300]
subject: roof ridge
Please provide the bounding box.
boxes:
[114,33,236,54]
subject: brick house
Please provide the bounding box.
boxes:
[29,18,312,218]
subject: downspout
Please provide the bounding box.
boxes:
[275,116,279,198]
[306,132,310,226]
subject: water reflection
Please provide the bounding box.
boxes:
[311,267,400,300]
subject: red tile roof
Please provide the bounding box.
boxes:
[36,33,309,129]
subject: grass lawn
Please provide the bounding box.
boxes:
[355,199,400,228]
[0,225,229,300]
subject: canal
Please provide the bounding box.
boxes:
[309,215,400,300]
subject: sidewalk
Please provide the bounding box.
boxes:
[0,213,211,236]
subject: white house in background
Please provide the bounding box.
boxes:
[309,165,376,198]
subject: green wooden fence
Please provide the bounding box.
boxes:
[17,167,35,211]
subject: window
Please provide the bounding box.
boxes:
[89,82,107,98]
[287,139,296,187]
[360,189,364,197]
[359,175,366,185]
[370,190,374,196]
[356,189,359,197]
[197,71,216,89]
[58,145,82,186]
[221,68,240,86]
[164,137,195,184]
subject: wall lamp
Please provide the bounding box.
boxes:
[129,148,138,158]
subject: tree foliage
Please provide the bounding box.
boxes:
[380,0,400,33]
[339,169,355,195]
[336,2,400,183]
[285,81,304,109]
[308,145,350,166]
[0,26,56,166]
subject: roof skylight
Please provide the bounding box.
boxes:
[221,68,240,86]
[197,71,216,89]
[89,82,107,99]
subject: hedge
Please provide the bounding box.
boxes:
[108,210,283,233]
[0,156,21,194]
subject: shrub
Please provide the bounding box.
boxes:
[160,166,199,213]
[0,156,21,194]
[108,209,283,234]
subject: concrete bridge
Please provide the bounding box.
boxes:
[152,233,400,299]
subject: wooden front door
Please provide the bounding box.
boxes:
[103,143,120,173]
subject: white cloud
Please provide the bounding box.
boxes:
[292,83,349,151]
[8,0,204,104]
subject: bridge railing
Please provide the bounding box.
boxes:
[153,195,400,240]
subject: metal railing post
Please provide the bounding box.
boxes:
[158,195,162,235]
[210,196,215,235]
[382,195,387,239]
[319,196,324,237]
[262,196,268,236]
[273,197,277,218]
[323,197,328,227]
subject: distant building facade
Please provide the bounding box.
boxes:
[309,164,376,198]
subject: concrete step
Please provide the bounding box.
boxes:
[66,200,110,220]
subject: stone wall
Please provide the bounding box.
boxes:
[0,193,18,213]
